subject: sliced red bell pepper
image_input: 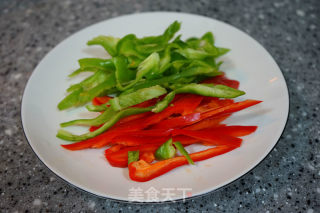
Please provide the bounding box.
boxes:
[202,74,240,89]
[104,144,124,155]
[140,151,155,163]
[172,135,199,144]
[124,129,173,137]
[201,100,262,119]
[128,144,241,182]
[116,111,153,125]
[112,135,170,146]
[180,95,203,115]
[195,99,234,113]
[207,125,258,137]
[151,113,201,129]
[183,115,230,130]
[105,144,161,168]
[172,129,242,146]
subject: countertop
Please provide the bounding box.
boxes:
[0,0,319,212]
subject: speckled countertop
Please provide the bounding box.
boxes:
[0,0,319,212]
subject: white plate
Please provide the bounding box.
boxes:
[21,12,289,202]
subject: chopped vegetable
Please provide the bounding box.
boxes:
[128,151,140,165]
[155,138,176,160]
[108,85,166,111]
[173,141,194,165]
[87,36,119,56]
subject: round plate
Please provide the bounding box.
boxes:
[21,12,289,202]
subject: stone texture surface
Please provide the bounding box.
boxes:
[0,0,319,212]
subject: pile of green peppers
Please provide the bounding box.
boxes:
[57,21,245,142]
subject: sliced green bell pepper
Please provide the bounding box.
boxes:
[87,36,119,56]
[173,141,194,165]
[109,85,167,111]
[174,83,245,98]
[155,138,176,160]
[128,151,140,165]
[60,107,115,127]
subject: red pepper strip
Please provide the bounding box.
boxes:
[202,74,240,89]
[128,144,241,182]
[180,95,203,115]
[124,129,173,137]
[201,99,262,119]
[151,113,201,129]
[140,152,155,163]
[183,115,230,130]
[195,99,234,113]
[105,144,161,168]
[61,139,99,151]
[172,135,200,145]
[104,144,124,155]
[116,111,153,125]
[208,125,258,137]
[112,136,170,146]
[172,129,242,146]
[152,100,262,129]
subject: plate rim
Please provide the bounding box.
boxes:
[20,11,290,203]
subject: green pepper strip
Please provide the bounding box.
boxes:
[56,106,153,141]
[152,91,176,113]
[109,85,167,111]
[174,83,245,98]
[57,88,83,111]
[60,107,115,127]
[175,48,211,60]
[69,58,115,77]
[113,56,135,90]
[155,138,176,160]
[87,36,119,56]
[152,83,244,113]
[128,151,140,165]
[67,69,110,93]
[173,141,194,165]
